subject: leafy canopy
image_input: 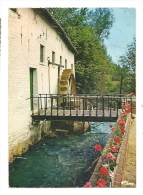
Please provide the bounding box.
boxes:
[47,8,135,94]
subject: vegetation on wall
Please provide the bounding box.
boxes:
[47,8,136,95]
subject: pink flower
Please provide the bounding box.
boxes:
[110,146,117,153]
[94,144,102,152]
[114,145,120,149]
[96,178,106,187]
[107,152,115,161]
[120,112,127,117]
[111,127,115,131]
[125,104,131,108]
[83,182,92,187]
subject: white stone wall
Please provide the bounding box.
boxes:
[8,8,76,162]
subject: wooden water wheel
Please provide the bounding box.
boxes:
[60,69,76,95]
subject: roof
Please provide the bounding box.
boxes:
[33,8,78,55]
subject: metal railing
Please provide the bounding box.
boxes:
[28,94,135,122]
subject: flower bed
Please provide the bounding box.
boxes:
[83,104,131,188]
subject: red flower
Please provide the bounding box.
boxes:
[121,128,126,134]
[99,167,108,176]
[110,146,117,153]
[125,109,131,114]
[94,144,102,151]
[110,124,112,128]
[83,182,92,187]
[114,136,121,143]
[119,118,125,127]
[96,178,106,187]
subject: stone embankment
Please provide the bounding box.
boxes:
[89,113,136,188]
[120,115,136,187]
[112,115,136,187]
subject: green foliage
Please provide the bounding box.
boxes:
[47,8,135,95]
[118,38,136,94]
[87,8,115,39]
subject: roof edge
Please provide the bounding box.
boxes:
[33,8,78,55]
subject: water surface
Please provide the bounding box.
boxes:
[9,122,114,188]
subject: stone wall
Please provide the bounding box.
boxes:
[9,122,41,162]
[51,120,90,134]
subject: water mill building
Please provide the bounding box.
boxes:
[8,8,79,162]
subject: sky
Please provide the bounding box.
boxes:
[104,8,136,64]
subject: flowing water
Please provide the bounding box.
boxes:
[9,122,115,188]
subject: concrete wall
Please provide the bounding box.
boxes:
[8,8,76,162]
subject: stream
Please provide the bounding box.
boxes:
[9,122,115,188]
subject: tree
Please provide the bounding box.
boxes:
[87,8,115,40]
[47,8,117,94]
[117,38,136,94]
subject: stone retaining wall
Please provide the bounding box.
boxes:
[112,116,131,187]
[51,120,90,134]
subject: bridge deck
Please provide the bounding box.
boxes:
[30,94,135,122]
[32,109,118,122]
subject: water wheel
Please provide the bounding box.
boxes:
[59,69,76,107]
[60,69,76,95]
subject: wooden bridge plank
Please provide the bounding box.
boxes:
[33,109,117,117]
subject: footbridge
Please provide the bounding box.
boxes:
[29,94,136,122]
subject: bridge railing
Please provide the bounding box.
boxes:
[29,94,135,118]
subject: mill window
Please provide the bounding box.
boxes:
[60,56,62,65]
[40,44,44,62]
[65,59,67,69]
[52,51,55,63]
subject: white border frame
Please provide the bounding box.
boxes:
[0,1,143,195]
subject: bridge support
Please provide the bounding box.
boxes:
[50,120,90,134]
